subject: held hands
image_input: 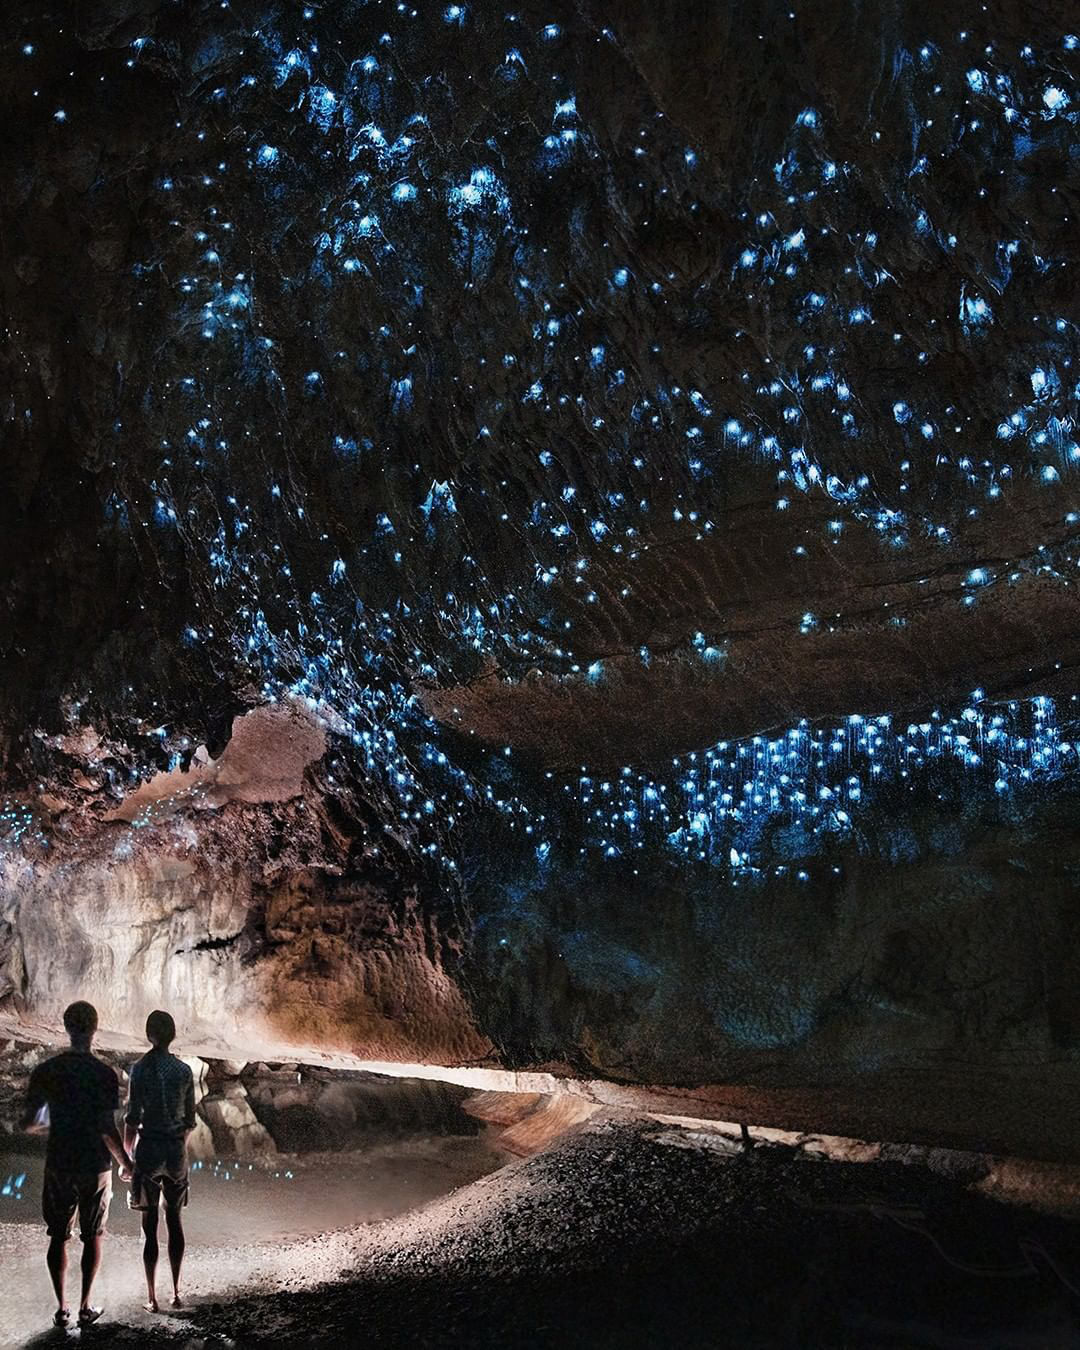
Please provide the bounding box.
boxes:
[119,1157,134,1183]
[20,1105,50,1136]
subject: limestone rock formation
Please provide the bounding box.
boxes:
[1,0,1078,1162]
[200,1083,277,1157]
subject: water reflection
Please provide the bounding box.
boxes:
[0,1171,26,1201]
[190,1062,485,1159]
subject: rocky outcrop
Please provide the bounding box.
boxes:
[1,0,1079,1171]
[103,704,327,826]
[0,1037,486,1163]
[0,844,491,1069]
[242,1065,484,1153]
[463,1091,598,1157]
[2,780,1080,1161]
[200,1083,276,1157]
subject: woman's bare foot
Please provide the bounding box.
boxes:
[144,1299,160,1314]
[171,1294,183,1310]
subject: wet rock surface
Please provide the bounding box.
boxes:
[0,840,492,1070]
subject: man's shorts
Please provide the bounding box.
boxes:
[42,1167,112,1241]
[129,1135,189,1211]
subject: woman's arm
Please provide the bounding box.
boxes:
[123,1063,142,1158]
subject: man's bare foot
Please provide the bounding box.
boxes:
[144,1299,159,1314]
[171,1294,183,1309]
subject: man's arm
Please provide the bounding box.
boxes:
[102,1069,132,1177]
[18,1066,48,1135]
[100,1111,132,1177]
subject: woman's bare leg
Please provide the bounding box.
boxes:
[165,1206,185,1307]
[141,1207,160,1311]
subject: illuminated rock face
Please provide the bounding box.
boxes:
[1,1,1079,1154]
[2,781,1080,1159]
[103,703,327,824]
[0,845,490,1068]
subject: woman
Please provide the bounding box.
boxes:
[123,1011,196,1313]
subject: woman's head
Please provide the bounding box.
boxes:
[146,1009,177,1049]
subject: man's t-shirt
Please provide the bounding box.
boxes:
[125,1050,196,1140]
[25,1051,120,1174]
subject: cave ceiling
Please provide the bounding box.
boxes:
[1,0,1078,894]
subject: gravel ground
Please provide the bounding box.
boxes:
[0,1135,506,1349]
[21,1116,1080,1350]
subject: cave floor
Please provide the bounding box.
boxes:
[12,1117,1080,1350]
[0,1135,504,1350]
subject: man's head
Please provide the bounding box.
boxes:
[146,1010,176,1050]
[62,1000,98,1048]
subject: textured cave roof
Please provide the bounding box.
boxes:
[0,0,1077,878]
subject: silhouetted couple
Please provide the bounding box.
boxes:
[19,1001,196,1329]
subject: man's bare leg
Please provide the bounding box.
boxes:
[79,1235,103,1312]
[46,1236,68,1315]
[141,1208,160,1312]
[165,1207,185,1307]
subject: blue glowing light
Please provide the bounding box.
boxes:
[962,292,991,326]
[37,4,1074,895]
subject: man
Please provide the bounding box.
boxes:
[19,1000,132,1329]
[124,1010,196,1313]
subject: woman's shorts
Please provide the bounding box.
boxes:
[129,1136,189,1211]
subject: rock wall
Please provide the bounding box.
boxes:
[1,780,1079,1160]
[1,0,1079,1165]
[0,1037,485,1161]
[0,844,491,1069]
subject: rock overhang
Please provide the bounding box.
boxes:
[0,0,1078,1163]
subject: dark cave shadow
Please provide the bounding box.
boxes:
[162,1187,1080,1350]
[15,1149,1080,1350]
[20,1308,202,1350]
[19,1333,67,1350]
